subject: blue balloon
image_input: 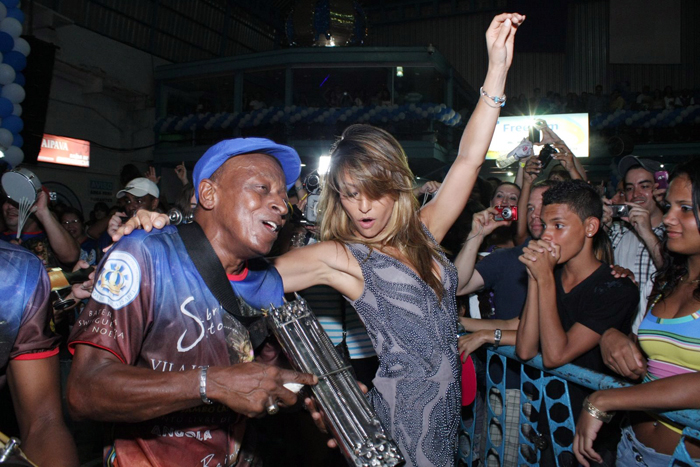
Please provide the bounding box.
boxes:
[5,8,22,23]
[0,0,19,9]
[11,131,21,147]
[12,70,22,85]
[1,114,22,133]
[0,96,10,117]
[3,50,24,71]
[0,31,12,52]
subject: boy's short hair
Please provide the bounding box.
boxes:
[542,179,602,222]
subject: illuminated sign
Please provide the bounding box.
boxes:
[37,134,90,167]
[487,113,589,160]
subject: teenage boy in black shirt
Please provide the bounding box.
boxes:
[516,180,638,465]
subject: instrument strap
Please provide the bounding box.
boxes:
[177,222,268,348]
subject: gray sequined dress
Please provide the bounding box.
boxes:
[345,238,461,467]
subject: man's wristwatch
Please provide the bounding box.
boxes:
[493,329,502,349]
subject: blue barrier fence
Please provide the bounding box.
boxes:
[459,346,700,466]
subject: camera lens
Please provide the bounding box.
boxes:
[502,207,512,219]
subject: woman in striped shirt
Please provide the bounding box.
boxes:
[574,159,700,467]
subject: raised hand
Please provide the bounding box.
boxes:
[485,13,525,71]
[175,162,188,185]
[145,166,161,184]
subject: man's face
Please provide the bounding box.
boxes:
[540,203,588,264]
[2,199,18,230]
[624,167,657,213]
[61,212,84,240]
[212,154,289,258]
[123,193,158,217]
[527,187,548,240]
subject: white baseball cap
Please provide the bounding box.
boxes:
[116,177,160,199]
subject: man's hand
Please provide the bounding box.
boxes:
[111,210,169,242]
[652,182,667,206]
[609,264,636,285]
[208,362,317,418]
[623,202,653,234]
[30,190,49,217]
[599,328,646,380]
[523,156,541,185]
[303,381,368,449]
[573,409,605,467]
[519,239,560,281]
[459,331,488,362]
[470,207,511,239]
[175,162,188,185]
[145,166,161,184]
[71,260,95,300]
[551,142,575,172]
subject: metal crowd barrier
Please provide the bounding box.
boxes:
[459,346,700,466]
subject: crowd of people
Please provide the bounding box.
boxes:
[1,11,699,467]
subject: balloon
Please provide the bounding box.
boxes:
[12,70,22,85]
[0,96,10,116]
[1,82,23,103]
[11,131,20,147]
[11,36,27,56]
[5,8,22,23]
[0,4,6,22]
[11,103,19,116]
[3,144,22,167]
[3,50,25,70]
[0,0,19,9]
[0,17,21,38]
[0,63,14,84]
[0,31,12,52]
[1,114,22,133]
[0,127,11,147]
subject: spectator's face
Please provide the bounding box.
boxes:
[211,154,289,258]
[2,199,18,230]
[123,193,158,217]
[527,187,548,239]
[624,167,656,213]
[61,212,84,240]
[490,185,519,208]
[540,203,590,264]
[663,174,700,256]
[94,209,108,220]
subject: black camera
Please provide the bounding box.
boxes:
[537,144,557,170]
[301,171,322,225]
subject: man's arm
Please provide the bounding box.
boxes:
[7,356,79,467]
[514,157,540,245]
[67,345,316,422]
[455,208,509,295]
[32,192,80,264]
[623,204,664,268]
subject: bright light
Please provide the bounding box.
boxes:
[318,155,331,175]
[660,164,665,168]
[507,171,514,177]
[396,66,404,77]
[327,37,336,47]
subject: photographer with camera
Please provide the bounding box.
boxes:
[604,155,666,333]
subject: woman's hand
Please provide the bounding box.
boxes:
[573,409,605,467]
[458,331,488,363]
[485,13,525,71]
[470,207,511,239]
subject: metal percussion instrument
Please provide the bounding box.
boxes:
[1,167,42,204]
[0,433,36,467]
[266,295,405,467]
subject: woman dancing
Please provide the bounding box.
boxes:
[275,13,523,466]
[574,159,700,467]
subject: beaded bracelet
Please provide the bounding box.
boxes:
[582,396,614,423]
[480,86,507,108]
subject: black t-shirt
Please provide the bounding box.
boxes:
[475,240,529,321]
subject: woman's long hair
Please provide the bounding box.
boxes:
[318,124,448,301]
[650,159,700,301]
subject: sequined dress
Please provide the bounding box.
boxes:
[345,238,461,467]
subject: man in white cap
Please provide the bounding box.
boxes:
[116,177,160,218]
[603,155,665,333]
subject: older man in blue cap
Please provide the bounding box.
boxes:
[66,138,317,466]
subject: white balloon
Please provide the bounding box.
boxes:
[1,83,24,103]
[0,63,14,85]
[3,145,22,167]
[11,37,28,56]
[0,4,6,22]
[0,127,12,147]
[11,103,20,116]
[0,17,21,39]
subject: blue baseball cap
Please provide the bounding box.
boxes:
[193,138,301,201]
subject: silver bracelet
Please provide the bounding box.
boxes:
[582,396,614,423]
[200,367,214,405]
[480,86,507,108]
